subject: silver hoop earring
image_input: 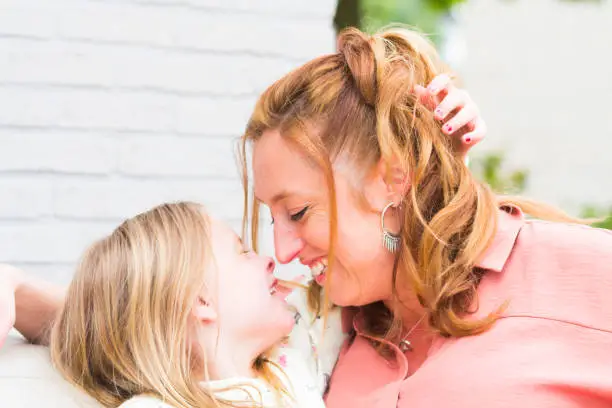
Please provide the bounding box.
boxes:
[381,202,400,253]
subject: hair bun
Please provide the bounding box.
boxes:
[337,28,379,106]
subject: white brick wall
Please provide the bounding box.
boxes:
[455,0,612,214]
[0,0,338,283]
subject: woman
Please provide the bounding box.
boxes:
[239,27,612,407]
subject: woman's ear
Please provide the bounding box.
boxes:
[365,157,410,211]
[192,296,217,324]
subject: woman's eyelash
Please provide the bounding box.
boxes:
[268,206,309,225]
[290,206,309,222]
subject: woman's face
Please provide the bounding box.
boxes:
[252,129,397,307]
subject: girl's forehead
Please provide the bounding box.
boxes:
[209,218,237,244]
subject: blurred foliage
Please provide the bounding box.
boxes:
[359,0,445,38]
[334,0,462,40]
[471,152,611,230]
[470,152,528,195]
[426,0,469,11]
[335,0,602,39]
[581,206,612,229]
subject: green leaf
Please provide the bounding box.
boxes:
[425,0,468,12]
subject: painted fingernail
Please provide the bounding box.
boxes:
[464,137,472,144]
[445,124,453,133]
[435,108,443,117]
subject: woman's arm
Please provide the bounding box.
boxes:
[0,264,66,345]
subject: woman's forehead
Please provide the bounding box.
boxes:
[252,130,325,204]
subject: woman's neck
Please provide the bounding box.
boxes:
[383,288,426,333]
[383,291,434,375]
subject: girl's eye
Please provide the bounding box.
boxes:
[290,206,309,222]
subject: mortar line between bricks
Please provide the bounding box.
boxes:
[86,0,331,22]
[0,124,239,138]
[51,215,244,223]
[0,34,308,64]
[0,215,243,226]
[7,261,75,267]
[0,33,48,42]
[54,36,309,63]
[0,216,116,225]
[0,82,259,99]
[0,170,240,181]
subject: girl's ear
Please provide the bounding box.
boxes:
[192,296,217,324]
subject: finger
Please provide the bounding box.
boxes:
[427,73,453,97]
[458,117,487,147]
[442,103,478,135]
[435,89,468,121]
[414,84,436,111]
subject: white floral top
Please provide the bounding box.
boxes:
[281,284,346,396]
[119,285,346,408]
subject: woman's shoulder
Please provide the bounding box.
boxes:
[510,220,612,330]
[118,395,175,408]
[520,219,612,262]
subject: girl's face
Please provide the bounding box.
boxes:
[197,216,295,353]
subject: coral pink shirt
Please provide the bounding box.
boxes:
[325,207,612,407]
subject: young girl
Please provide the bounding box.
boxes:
[49,201,345,408]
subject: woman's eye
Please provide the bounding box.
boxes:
[290,206,309,222]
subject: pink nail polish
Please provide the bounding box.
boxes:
[446,125,453,133]
[464,137,472,144]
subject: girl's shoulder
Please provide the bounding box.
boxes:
[118,395,175,408]
[284,284,347,396]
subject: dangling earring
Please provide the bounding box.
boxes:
[381,202,401,253]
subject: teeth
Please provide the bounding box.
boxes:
[310,260,327,277]
[269,280,278,295]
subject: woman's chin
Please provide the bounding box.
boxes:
[328,286,375,308]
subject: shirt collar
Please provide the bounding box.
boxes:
[475,205,525,272]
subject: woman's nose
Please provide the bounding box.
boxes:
[273,224,305,264]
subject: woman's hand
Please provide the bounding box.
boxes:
[415,74,487,156]
[0,264,22,348]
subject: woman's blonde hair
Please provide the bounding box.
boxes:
[50,202,286,408]
[240,26,577,342]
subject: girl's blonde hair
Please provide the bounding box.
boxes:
[240,26,578,342]
[50,202,286,407]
